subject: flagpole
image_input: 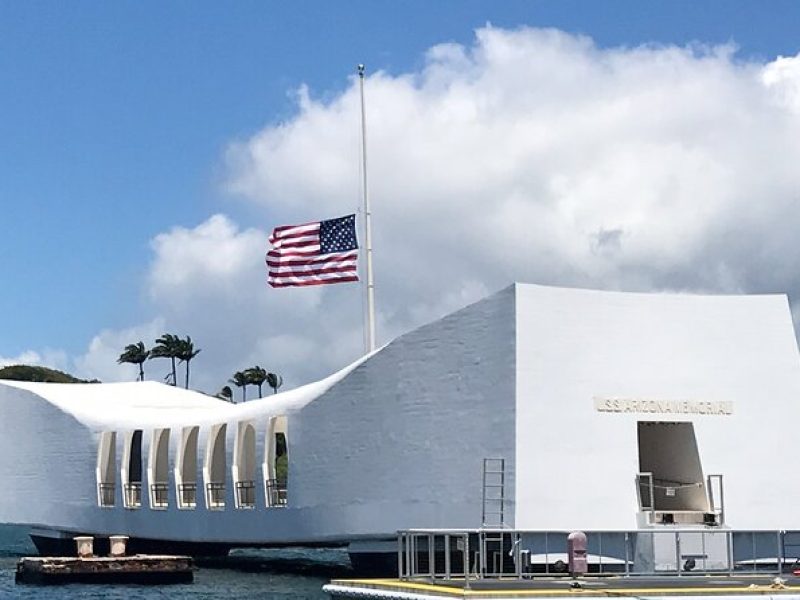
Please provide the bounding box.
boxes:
[358,64,376,353]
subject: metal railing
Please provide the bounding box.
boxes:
[177,482,197,508]
[123,482,142,509]
[235,480,256,508]
[150,482,169,509]
[398,528,797,583]
[205,482,225,509]
[636,472,724,526]
[97,482,115,507]
[265,478,287,507]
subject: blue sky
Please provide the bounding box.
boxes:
[2,2,800,388]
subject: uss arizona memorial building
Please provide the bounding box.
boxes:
[1,283,800,563]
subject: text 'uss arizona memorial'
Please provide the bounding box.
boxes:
[593,397,734,416]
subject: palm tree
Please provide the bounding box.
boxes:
[229,371,248,402]
[149,333,181,385]
[246,366,268,398]
[117,342,149,381]
[216,385,233,402]
[266,372,283,395]
[175,336,201,389]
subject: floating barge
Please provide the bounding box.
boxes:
[15,555,193,585]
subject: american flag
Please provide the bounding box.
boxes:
[266,214,359,288]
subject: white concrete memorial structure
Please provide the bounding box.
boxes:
[1,283,799,570]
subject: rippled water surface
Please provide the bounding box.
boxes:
[0,525,347,598]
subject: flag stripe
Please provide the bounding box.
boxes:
[272,233,319,248]
[270,229,320,245]
[267,248,321,259]
[268,270,358,283]
[269,275,359,288]
[269,261,358,275]
[274,239,320,250]
[269,269,357,282]
[269,263,358,277]
[266,251,358,267]
[268,222,319,243]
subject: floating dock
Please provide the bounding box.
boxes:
[15,555,194,585]
[324,575,800,599]
[326,528,800,598]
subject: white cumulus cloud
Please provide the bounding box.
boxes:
[73,319,166,384]
[62,27,800,390]
[225,27,800,327]
[0,349,68,372]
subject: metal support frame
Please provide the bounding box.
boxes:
[636,471,656,523]
[707,474,725,524]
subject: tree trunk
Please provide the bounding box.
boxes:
[185,361,190,389]
[241,385,246,402]
[138,362,145,382]
[170,357,177,386]
[257,383,263,398]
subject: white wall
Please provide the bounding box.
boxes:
[288,285,517,539]
[4,283,800,547]
[0,386,99,530]
[514,284,800,530]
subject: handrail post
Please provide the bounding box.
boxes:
[545,531,549,575]
[598,532,603,574]
[649,474,656,524]
[624,532,630,576]
[464,533,471,590]
[428,533,434,582]
[407,533,413,579]
[397,532,403,580]
[727,530,733,575]
[444,534,451,580]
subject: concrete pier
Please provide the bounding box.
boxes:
[15,555,193,585]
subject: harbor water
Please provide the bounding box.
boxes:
[0,525,344,598]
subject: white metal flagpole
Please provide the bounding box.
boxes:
[358,63,376,353]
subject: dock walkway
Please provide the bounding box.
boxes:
[325,575,800,599]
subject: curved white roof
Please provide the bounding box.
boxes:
[0,350,374,430]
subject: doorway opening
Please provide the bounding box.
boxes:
[637,422,722,525]
[122,430,143,509]
[96,431,117,507]
[233,421,256,508]
[264,416,288,507]
[176,426,199,509]
[204,424,227,509]
[148,428,170,509]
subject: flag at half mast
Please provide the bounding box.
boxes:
[267,214,359,288]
